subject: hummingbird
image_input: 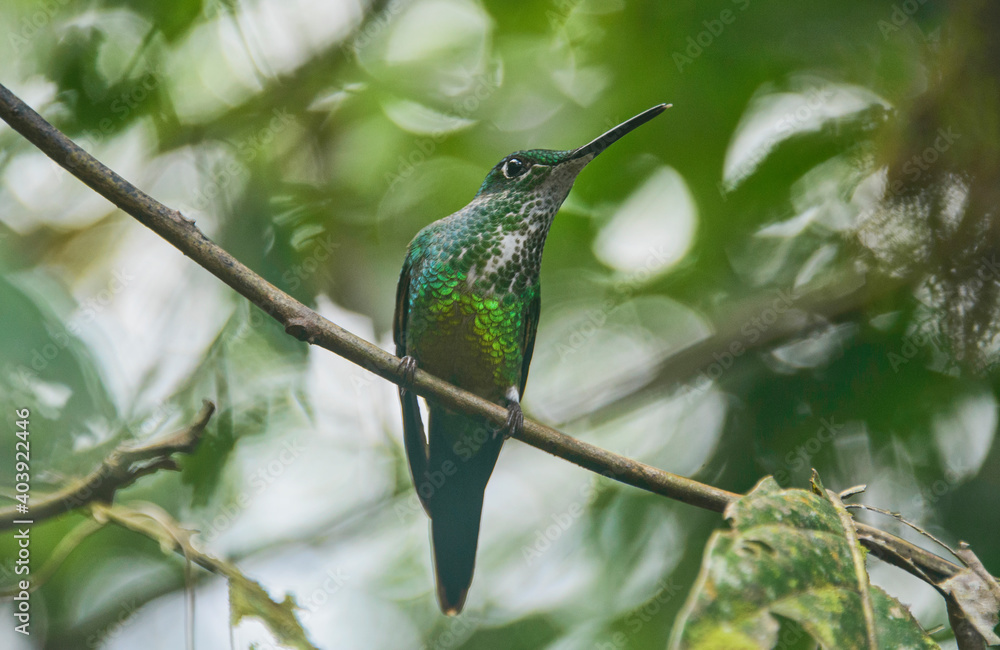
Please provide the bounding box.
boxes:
[393,104,668,614]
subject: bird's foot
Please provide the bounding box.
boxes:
[397,355,418,389]
[496,401,523,440]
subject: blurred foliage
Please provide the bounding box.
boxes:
[0,0,999,648]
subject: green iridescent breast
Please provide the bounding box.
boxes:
[407,220,539,400]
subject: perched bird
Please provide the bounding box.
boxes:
[394,104,668,614]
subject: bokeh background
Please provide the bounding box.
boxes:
[1,0,998,648]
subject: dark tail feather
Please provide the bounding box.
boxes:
[426,407,502,615]
[431,486,485,615]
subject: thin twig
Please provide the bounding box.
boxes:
[838,484,868,500]
[0,401,215,532]
[846,503,961,563]
[854,522,962,584]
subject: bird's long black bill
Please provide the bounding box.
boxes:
[571,103,671,160]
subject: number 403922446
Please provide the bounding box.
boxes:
[14,408,30,499]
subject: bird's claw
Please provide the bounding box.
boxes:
[398,355,418,389]
[496,401,523,440]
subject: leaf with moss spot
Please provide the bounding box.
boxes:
[669,476,939,650]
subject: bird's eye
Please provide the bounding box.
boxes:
[503,157,529,179]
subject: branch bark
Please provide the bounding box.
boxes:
[0,401,215,532]
[0,82,972,586]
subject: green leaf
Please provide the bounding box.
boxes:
[669,476,939,650]
[229,575,319,650]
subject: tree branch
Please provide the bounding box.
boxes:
[0,401,215,532]
[0,82,730,514]
[0,82,972,586]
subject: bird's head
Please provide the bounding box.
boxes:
[474,103,670,204]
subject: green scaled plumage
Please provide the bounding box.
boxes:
[394,104,668,614]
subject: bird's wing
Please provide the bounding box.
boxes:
[518,290,541,399]
[394,255,430,515]
[393,255,412,359]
